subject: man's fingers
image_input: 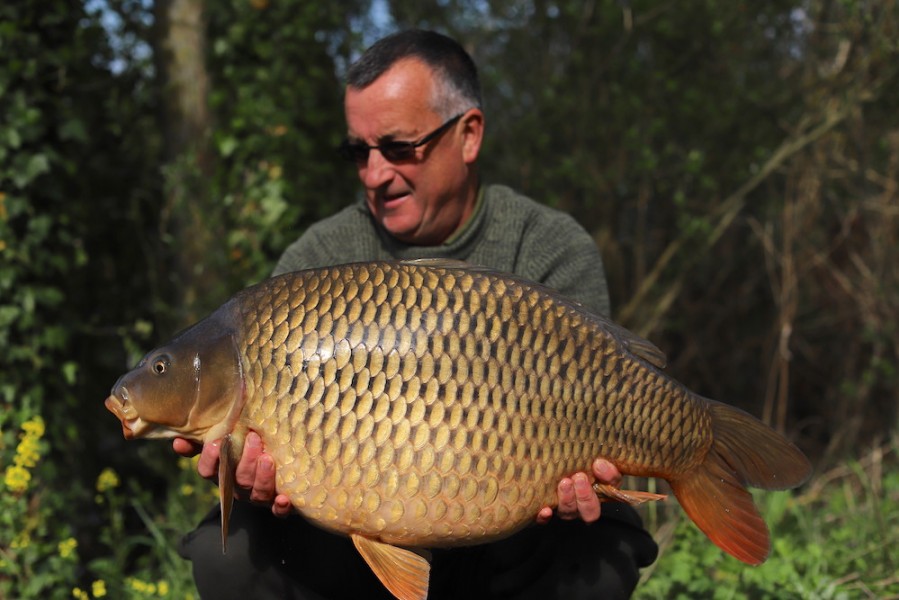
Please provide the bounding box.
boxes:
[234,432,263,489]
[535,506,554,525]
[556,477,579,520]
[593,458,622,486]
[172,438,201,457]
[196,440,221,480]
[573,472,601,523]
[249,455,277,504]
[272,494,293,518]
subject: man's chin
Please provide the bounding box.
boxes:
[379,214,421,242]
[383,224,420,244]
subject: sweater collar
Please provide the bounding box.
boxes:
[376,184,490,260]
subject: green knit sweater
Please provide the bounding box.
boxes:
[273,184,610,316]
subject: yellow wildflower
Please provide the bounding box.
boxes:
[180,483,195,496]
[92,579,107,598]
[4,464,31,493]
[157,580,170,596]
[72,588,89,600]
[15,434,41,468]
[4,416,47,492]
[21,415,45,437]
[96,468,120,493]
[58,537,78,559]
[11,530,30,549]
[127,577,150,594]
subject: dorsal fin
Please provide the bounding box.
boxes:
[601,320,668,369]
[351,534,430,600]
[399,258,472,269]
[396,259,668,369]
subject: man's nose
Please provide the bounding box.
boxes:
[359,150,394,189]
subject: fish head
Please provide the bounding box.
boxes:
[105,309,244,443]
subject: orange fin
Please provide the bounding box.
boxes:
[351,534,430,600]
[593,483,668,505]
[670,400,812,565]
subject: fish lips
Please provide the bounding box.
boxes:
[104,393,157,440]
[104,394,138,439]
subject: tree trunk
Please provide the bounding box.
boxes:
[153,0,224,326]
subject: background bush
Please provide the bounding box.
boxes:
[1,1,897,597]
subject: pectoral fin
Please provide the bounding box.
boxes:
[218,434,237,554]
[593,483,668,505]
[351,534,430,600]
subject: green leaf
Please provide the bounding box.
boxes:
[13,154,50,188]
[58,119,88,143]
[62,362,78,385]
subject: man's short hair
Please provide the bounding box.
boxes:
[346,29,482,118]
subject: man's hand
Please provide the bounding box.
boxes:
[172,434,293,517]
[535,459,622,525]
[174,436,621,523]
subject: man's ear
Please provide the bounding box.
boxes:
[460,109,484,164]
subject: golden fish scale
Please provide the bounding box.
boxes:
[237,262,712,547]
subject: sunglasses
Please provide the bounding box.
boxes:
[338,113,464,163]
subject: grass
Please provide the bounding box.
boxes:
[634,437,899,599]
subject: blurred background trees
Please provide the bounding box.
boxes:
[1,0,896,597]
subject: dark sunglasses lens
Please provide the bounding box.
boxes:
[380,143,416,162]
[338,142,369,163]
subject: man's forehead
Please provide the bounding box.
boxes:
[344,60,440,140]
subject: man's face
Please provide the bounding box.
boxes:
[344,59,482,245]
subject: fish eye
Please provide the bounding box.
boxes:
[151,355,170,375]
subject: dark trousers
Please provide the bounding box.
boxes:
[179,501,658,599]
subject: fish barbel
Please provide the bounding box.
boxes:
[104,259,811,600]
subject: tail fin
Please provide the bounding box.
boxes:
[669,400,811,565]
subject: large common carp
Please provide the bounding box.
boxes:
[105,259,811,600]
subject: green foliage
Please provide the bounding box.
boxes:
[1,0,897,597]
[82,458,215,599]
[204,0,363,289]
[636,447,899,599]
[0,3,100,597]
[0,1,168,597]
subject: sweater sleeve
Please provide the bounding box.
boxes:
[271,203,382,276]
[272,230,331,275]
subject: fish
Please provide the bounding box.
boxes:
[105,259,811,600]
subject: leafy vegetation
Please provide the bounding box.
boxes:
[636,440,899,599]
[1,0,897,598]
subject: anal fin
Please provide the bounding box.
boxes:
[351,533,430,600]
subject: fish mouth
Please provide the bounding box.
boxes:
[104,394,154,440]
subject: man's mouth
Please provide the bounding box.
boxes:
[381,192,409,208]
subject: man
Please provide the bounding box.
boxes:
[175,30,658,599]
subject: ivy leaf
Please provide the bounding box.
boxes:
[59,119,88,143]
[62,361,78,385]
[13,154,50,188]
